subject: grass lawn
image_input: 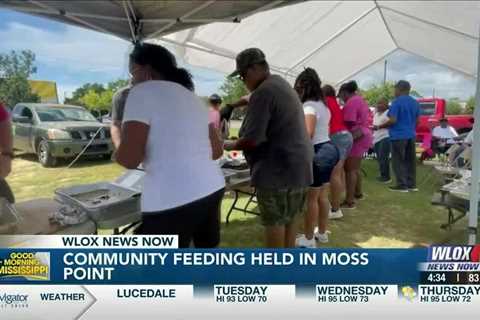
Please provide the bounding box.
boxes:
[7,155,470,247]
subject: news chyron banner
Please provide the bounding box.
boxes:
[0,236,479,319]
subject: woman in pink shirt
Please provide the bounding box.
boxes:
[0,102,14,203]
[208,93,222,130]
[338,81,373,209]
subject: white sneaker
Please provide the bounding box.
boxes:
[315,232,330,243]
[329,209,344,220]
[295,234,316,248]
[313,228,331,243]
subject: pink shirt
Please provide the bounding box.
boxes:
[342,95,373,157]
[208,107,221,129]
[0,104,9,122]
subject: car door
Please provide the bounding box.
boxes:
[11,105,26,151]
[12,105,35,152]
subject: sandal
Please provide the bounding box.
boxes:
[340,201,356,210]
[354,193,366,200]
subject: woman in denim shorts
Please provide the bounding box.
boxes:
[294,69,339,248]
[323,85,353,218]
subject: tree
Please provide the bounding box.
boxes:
[0,50,40,108]
[359,81,422,106]
[65,79,127,111]
[466,96,475,114]
[107,79,129,92]
[79,90,102,110]
[219,76,248,119]
[446,97,463,115]
[64,82,105,106]
[79,89,114,111]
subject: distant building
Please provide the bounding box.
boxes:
[29,80,59,103]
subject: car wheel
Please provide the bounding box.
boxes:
[102,153,113,161]
[37,140,57,167]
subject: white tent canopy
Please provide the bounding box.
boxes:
[2,1,480,243]
[0,0,297,42]
[161,1,480,244]
[161,1,480,85]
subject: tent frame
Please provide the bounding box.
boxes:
[468,26,480,245]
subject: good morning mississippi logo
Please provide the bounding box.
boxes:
[0,252,50,281]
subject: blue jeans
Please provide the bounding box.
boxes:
[374,138,391,180]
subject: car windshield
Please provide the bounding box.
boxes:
[37,107,97,122]
[419,102,436,116]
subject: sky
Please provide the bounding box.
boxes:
[0,9,476,103]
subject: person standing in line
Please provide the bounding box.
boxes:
[337,81,373,209]
[116,43,225,247]
[294,69,339,247]
[208,93,222,130]
[322,84,353,219]
[224,48,313,248]
[372,97,391,183]
[110,85,131,149]
[0,102,14,203]
[373,80,419,192]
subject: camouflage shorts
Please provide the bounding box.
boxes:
[256,187,308,226]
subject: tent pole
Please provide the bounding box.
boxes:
[467,25,480,245]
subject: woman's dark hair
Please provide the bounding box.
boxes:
[294,67,324,103]
[130,42,194,91]
[322,84,336,97]
[338,80,358,95]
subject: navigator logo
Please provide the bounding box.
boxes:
[0,293,29,309]
[429,245,480,262]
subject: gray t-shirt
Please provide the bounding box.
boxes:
[111,86,131,122]
[239,75,313,189]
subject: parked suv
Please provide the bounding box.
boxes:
[11,103,113,167]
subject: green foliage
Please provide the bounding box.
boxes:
[446,97,463,115]
[360,82,395,106]
[107,79,129,92]
[466,96,475,114]
[359,81,422,106]
[65,79,127,111]
[0,50,40,108]
[64,82,106,106]
[78,89,115,111]
[219,76,248,119]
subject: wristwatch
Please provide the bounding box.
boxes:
[0,151,14,158]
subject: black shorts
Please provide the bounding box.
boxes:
[135,188,225,248]
[312,142,339,188]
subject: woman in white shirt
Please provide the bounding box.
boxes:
[372,97,391,183]
[116,43,225,248]
[294,68,339,248]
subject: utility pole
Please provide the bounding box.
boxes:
[383,60,387,84]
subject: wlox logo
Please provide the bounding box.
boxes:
[429,245,480,262]
[0,293,29,308]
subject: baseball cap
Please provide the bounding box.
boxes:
[229,48,267,77]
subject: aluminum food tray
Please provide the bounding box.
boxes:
[54,182,141,222]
